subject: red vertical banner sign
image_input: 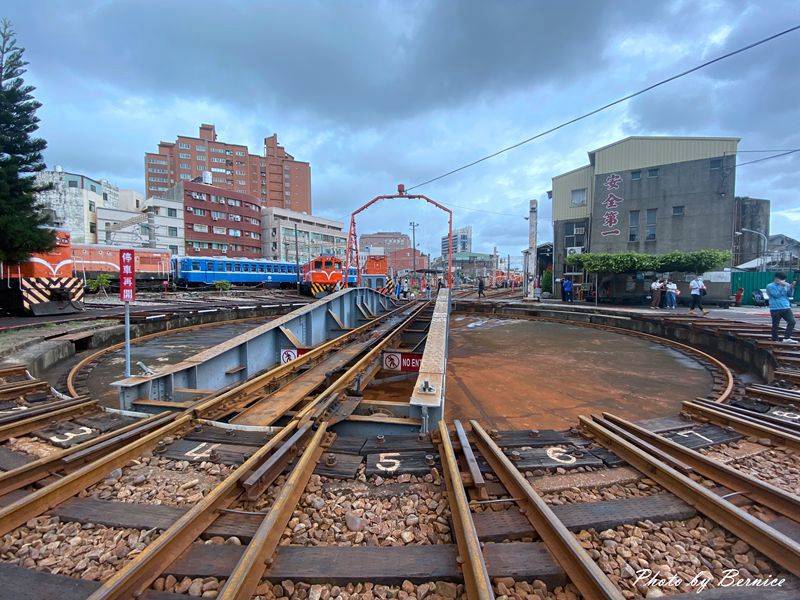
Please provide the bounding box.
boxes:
[119,249,136,302]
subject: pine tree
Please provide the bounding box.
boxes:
[0,18,53,263]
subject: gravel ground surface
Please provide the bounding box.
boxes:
[541,479,661,506]
[579,517,782,598]
[84,455,231,506]
[247,472,453,547]
[727,447,800,495]
[0,516,158,582]
[5,435,61,459]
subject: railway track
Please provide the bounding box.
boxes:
[1,306,800,599]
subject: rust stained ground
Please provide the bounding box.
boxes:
[446,316,712,430]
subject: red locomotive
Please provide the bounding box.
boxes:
[301,255,351,298]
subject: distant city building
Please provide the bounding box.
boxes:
[163,181,262,258]
[96,196,185,256]
[34,167,132,244]
[145,123,311,213]
[261,207,346,264]
[441,226,472,257]
[118,189,145,212]
[550,136,770,290]
[765,234,800,270]
[432,251,493,283]
[388,248,429,274]
[360,232,410,252]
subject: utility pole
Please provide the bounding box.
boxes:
[294,223,300,293]
[410,221,419,288]
[527,199,538,299]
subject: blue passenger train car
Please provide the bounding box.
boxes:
[173,256,299,287]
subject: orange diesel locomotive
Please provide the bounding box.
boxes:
[0,231,85,315]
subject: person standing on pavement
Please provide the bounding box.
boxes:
[563,277,574,303]
[688,275,708,316]
[650,279,664,309]
[766,272,797,344]
[477,277,485,298]
[665,279,679,309]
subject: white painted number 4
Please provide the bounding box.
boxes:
[376,452,401,472]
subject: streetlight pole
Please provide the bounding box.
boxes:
[410,221,418,288]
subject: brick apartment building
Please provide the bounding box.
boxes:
[145,124,311,213]
[359,231,410,253]
[167,181,262,258]
[389,247,429,274]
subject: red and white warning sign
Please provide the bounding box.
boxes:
[119,249,136,302]
[280,347,311,364]
[382,351,423,372]
[280,348,298,364]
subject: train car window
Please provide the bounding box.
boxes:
[314,261,322,269]
[225,263,233,272]
[259,265,265,273]
[191,262,200,271]
[265,265,272,273]
[234,264,241,272]
[324,260,332,269]
[334,261,341,269]
[206,262,213,271]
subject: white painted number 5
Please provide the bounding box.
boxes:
[376,452,401,472]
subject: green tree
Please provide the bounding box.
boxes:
[86,273,111,294]
[0,19,53,263]
[214,280,232,292]
[540,270,552,293]
[567,250,730,274]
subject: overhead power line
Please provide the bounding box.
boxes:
[736,149,800,167]
[407,24,800,191]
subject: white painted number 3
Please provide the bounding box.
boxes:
[376,452,401,472]
[49,426,93,443]
[546,446,577,464]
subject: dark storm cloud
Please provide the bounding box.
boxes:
[3,0,799,259]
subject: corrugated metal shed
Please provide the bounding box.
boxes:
[552,165,593,221]
[590,136,739,174]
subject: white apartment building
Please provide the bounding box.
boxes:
[262,207,346,264]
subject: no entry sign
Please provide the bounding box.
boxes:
[119,249,136,302]
[382,351,423,372]
[280,347,310,364]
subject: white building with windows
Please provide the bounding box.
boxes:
[261,207,345,264]
[96,196,185,255]
[35,167,124,243]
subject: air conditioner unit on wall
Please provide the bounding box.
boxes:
[566,246,583,256]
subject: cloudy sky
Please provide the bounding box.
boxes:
[5,0,799,263]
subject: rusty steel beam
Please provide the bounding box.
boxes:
[438,420,494,600]
[0,412,171,498]
[86,421,301,600]
[217,423,329,600]
[470,420,625,600]
[0,414,192,537]
[580,415,800,577]
[0,398,96,441]
[600,413,800,524]
[683,400,800,453]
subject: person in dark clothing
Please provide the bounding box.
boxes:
[477,278,485,298]
[563,277,574,303]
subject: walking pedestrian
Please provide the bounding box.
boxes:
[650,279,664,309]
[766,272,797,344]
[395,278,402,300]
[563,277,574,303]
[478,277,485,298]
[688,275,709,316]
[665,279,679,309]
[402,278,409,299]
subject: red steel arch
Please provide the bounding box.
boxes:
[344,184,452,288]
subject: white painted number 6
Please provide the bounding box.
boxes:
[376,452,401,472]
[774,410,800,421]
[546,446,577,464]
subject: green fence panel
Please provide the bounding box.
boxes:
[732,271,800,306]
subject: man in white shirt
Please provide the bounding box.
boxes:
[689,275,708,316]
